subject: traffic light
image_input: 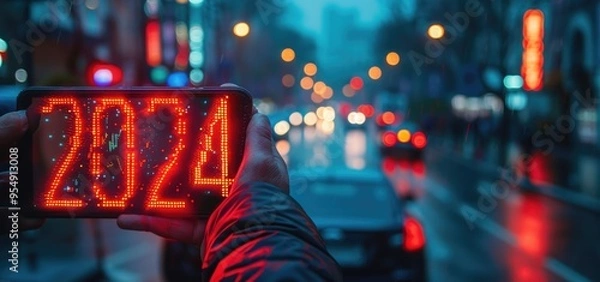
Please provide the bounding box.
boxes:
[87,63,123,86]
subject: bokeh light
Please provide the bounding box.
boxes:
[289,112,303,126]
[348,112,366,125]
[357,104,375,118]
[304,63,318,76]
[397,129,411,143]
[386,52,401,66]
[343,84,356,97]
[300,77,314,90]
[368,66,382,80]
[313,81,327,95]
[428,24,445,39]
[189,69,204,84]
[274,120,291,136]
[382,111,396,125]
[281,48,296,62]
[282,74,295,88]
[276,140,291,156]
[233,22,250,37]
[15,68,27,83]
[322,87,334,99]
[311,92,324,103]
[322,107,336,122]
[350,77,364,91]
[304,112,318,126]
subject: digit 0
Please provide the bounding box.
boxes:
[41,98,84,208]
[91,98,137,208]
[146,98,188,209]
[191,97,234,197]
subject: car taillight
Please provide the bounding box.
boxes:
[382,111,396,125]
[382,131,397,147]
[404,217,425,251]
[412,132,427,149]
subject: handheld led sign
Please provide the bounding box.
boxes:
[14,87,253,218]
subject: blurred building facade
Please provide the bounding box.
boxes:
[319,5,373,92]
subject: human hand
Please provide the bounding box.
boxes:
[1,111,45,233]
[117,108,289,245]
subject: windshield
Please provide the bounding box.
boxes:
[293,182,396,220]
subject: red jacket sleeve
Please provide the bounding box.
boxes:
[201,182,343,282]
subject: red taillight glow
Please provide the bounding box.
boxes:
[382,131,397,147]
[404,217,425,251]
[381,112,396,125]
[339,102,352,117]
[412,132,427,149]
[350,77,364,91]
[357,104,375,118]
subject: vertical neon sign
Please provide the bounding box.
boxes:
[146,20,162,67]
[522,9,545,92]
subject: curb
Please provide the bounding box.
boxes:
[518,179,600,214]
[429,145,600,215]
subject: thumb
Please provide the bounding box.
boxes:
[244,113,273,157]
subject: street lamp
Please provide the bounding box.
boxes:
[427,24,445,39]
[368,66,382,80]
[233,22,250,37]
[281,48,295,62]
[304,63,317,76]
[386,52,401,66]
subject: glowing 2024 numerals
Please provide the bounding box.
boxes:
[191,97,233,198]
[41,98,85,208]
[40,96,234,210]
[90,98,137,208]
[145,98,187,209]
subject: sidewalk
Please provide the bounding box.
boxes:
[431,136,600,214]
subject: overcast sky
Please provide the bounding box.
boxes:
[287,0,388,35]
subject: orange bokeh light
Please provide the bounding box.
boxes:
[381,111,396,125]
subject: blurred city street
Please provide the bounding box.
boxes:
[3,120,599,281]
[1,0,600,281]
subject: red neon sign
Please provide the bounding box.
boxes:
[33,95,242,215]
[146,20,162,67]
[522,9,544,92]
